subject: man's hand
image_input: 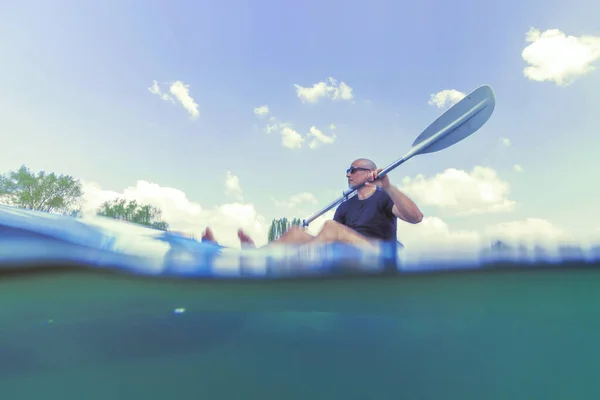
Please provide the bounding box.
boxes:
[365,168,391,190]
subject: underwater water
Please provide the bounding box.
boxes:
[2,204,600,399]
[3,266,600,399]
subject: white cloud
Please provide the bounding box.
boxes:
[80,179,267,249]
[148,80,174,103]
[169,81,200,119]
[294,77,354,104]
[522,27,600,86]
[258,105,338,150]
[307,126,336,149]
[400,166,516,215]
[260,116,304,150]
[262,116,290,135]
[261,116,302,149]
[428,89,466,108]
[149,80,200,119]
[513,164,524,173]
[500,137,511,147]
[397,216,481,250]
[253,105,269,117]
[274,192,318,209]
[395,216,483,269]
[482,218,574,250]
[81,180,202,229]
[398,217,592,251]
[265,119,288,134]
[396,216,600,269]
[281,127,304,149]
[262,118,336,150]
[485,218,561,239]
[225,171,243,201]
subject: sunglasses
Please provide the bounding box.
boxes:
[346,166,371,174]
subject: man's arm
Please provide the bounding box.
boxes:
[383,186,423,224]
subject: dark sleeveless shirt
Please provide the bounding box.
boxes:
[333,188,397,242]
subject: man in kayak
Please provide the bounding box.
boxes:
[202,158,423,249]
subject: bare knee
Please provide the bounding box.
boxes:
[318,220,343,240]
[277,225,313,243]
[318,220,371,247]
[286,226,307,236]
[322,220,342,230]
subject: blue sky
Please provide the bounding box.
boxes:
[0,0,599,248]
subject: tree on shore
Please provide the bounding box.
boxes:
[0,165,83,214]
[96,198,169,231]
[267,217,302,242]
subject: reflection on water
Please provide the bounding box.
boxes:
[2,266,600,400]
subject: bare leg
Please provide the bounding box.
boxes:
[309,220,377,249]
[202,222,376,250]
[267,226,314,245]
[201,226,309,249]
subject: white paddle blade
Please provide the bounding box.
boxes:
[411,85,495,155]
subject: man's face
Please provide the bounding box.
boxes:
[346,161,372,188]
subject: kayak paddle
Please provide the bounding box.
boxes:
[302,84,496,227]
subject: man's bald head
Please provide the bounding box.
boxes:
[352,158,377,170]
